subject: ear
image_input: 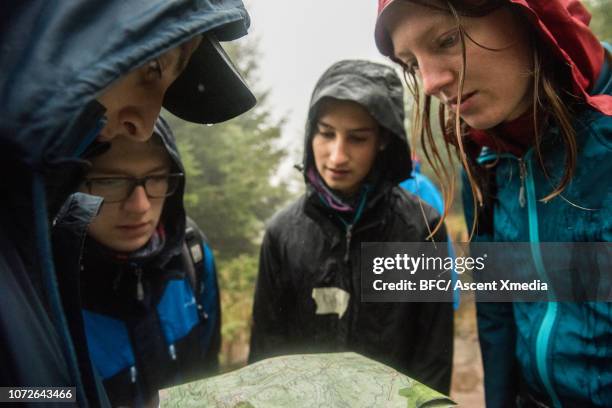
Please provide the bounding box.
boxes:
[378,129,390,151]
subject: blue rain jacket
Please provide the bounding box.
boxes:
[464,48,612,407]
[0,2,249,406]
[53,117,221,406]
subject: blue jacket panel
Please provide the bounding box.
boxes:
[464,51,612,407]
[82,240,220,385]
[400,163,445,216]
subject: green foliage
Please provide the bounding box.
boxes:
[583,0,612,42]
[166,39,292,261]
[217,253,258,367]
[163,37,295,365]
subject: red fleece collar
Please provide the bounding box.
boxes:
[467,110,537,157]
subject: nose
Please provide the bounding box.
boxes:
[419,57,455,97]
[98,95,163,142]
[329,136,349,165]
[122,186,151,214]
[116,104,160,142]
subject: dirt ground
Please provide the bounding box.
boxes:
[450,293,485,407]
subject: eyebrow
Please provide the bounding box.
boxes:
[173,42,195,76]
[395,18,452,61]
[88,164,171,177]
[318,121,377,133]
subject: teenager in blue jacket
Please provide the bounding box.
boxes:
[52,117,220,407]
[376,0,611,406]
[0,2,254,406]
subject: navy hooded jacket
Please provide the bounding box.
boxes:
[0,2,249,406]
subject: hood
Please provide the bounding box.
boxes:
[152,116,187,264]
[0,0,252,174]
[375,0,611,115]
[303,59,412,186]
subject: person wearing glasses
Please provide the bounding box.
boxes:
[58,117,221,407]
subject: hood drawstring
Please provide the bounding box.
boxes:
[135,265,144,302]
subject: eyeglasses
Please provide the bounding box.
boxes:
[83,173,184,203]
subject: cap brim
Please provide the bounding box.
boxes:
[163,33,256,124]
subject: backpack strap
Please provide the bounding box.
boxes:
[180,216,221,371]
[181,216,206,296]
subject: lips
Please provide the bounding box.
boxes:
[446,91,477,111]
[326,167,350,179]
[117,222,151,234]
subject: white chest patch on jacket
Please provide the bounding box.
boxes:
[311,287,350,319]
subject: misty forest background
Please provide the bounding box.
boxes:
[164,0,611,371]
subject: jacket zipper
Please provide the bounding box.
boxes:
[518,158,527,208]
[342,220,383,264]
[343,225,353,263]
[480,149,561,406]
[523,153,561,408]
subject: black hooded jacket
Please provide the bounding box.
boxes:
[248,60,453,394]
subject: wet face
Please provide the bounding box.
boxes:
[96,36,202,142]
[82,136,173,253]
[385,1,533,129]
[312,99,382,195]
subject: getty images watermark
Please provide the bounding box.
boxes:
[361,242,612,302]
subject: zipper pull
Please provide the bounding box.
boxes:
[518,159,527,208]
[130,366,137,383]
[168,344,177,361]
[344,225,353,263]
[197,303,208,320]
[136,268,144,301]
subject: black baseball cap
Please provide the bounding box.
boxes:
[163,33,256,124]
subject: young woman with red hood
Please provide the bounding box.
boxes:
[375,0,611,406]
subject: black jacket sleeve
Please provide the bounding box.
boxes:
[248,227,291,364]
[405,217,454,395]
[201,240,222,374]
